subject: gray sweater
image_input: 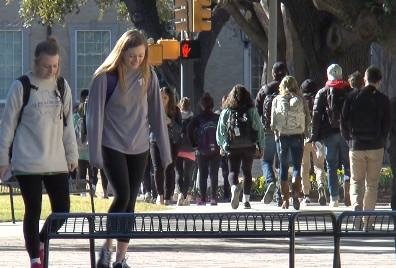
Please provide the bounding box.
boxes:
[0,73,78,173]
[87,69,172,169]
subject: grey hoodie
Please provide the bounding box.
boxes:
[87,69,172,169]
[0,73,78,173]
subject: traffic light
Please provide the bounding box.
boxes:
[180,40,200,59]
[174,0,190,32]
[192,0,212,32]
[157,39,180,60]
[147,44,163,66]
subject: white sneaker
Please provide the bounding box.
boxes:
[177,193,185,206]
[302,196,311,205]
[329,200,339,208]
[156,195,164,205]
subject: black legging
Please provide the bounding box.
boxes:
[16,173,70,259]
[175,156,195,198]
[228,147,255,195]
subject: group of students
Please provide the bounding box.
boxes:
[256,62,390,212]
[0,27,392,268]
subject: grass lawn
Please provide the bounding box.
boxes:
[0,194,166,222]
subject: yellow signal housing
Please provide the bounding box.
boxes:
[157,39,180,60]
[193,0,212,32]
[147,44,163,66]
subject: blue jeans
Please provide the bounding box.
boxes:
[322,133,350,201]
[276,134,304,182]
[261,132,277,184]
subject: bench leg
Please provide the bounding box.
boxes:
[333,236,341,268]
[289,235,295,268]
[44,240,50,268]
[9,187,15,224]
[90,238,95,268]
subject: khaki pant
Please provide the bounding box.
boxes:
[350,148,384,211]
[301,142,325,195]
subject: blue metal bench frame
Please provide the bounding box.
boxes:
[43,211,337,268]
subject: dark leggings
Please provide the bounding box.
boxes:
[16,173,70,259]
[228,147,255,195]
[175,156,195,198]
[221,156,231,199]
[197,154,221,200]
[102,146,149,242]
[150,142,178,200]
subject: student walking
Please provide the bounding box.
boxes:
[151,87,182,205]
[87,29,171,268]
[0,38,78,268]
[255,62,288,204]
[341,66,390,213]
[299,79,326,205]
[310,64,352,207]
[271,76,310,210]
[217,85,264,209]
[188,93,220,205]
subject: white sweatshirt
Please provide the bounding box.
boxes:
[0,73,78,174]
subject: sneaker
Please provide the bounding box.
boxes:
[302,196,311,205]
[97,247,112,268]
[318,185,327,206]
[329,200,339,208]
[210,198,218,206]
[176,193,185,206]
[156,195,164,205]
[244,201,251,209]
[230,185,241,209]
[262,182,276,204]
[196,197,206,206]
[112,258,130,268]
[144,192,152,203]
[31,263,43,268]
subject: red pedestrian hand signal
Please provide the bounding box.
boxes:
[180,40,201,59]
[181,42,192,58]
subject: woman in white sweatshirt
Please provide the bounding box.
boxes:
[87,29,172,268]
[0,38,78,268]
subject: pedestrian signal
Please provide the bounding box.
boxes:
[180,40,200,59]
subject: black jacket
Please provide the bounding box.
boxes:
[255,80,280,117]
[341,85,390,150]
[311,84,352,141]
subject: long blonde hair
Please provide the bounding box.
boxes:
[94,29,151,92]
[279,75,302,97]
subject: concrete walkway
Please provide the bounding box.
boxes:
[0,202,394,267]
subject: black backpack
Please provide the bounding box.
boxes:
[227,108,257,149]
[325,87,349,129]
[9,75,66,159]
[196,115,219,155]
[262,93,277,131]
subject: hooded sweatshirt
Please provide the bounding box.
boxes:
[0,72,78,174]
[87,69,172,169]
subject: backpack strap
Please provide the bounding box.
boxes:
[56,76,67,127]
[106,71,118,105]
[16,75,37,126]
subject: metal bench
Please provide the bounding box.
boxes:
[43,211,336,268]
[0,178,95,224]
[334,210,396,268]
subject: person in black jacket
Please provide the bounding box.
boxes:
[310,64,352,207]
[389,97,396,211]
[188,93,220,205]
[341,65,390,212]
[255,62,288,205]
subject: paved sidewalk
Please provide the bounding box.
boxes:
[1,202,394,267]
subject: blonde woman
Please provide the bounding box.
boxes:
[87,29,172,268]
[271,76,310,210]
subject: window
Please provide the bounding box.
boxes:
[75,31,111,98]
[0,31,22,102]
[250,45,265,98]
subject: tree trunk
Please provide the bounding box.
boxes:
[282,0,371,84]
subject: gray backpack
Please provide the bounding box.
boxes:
[272,94,305,134]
